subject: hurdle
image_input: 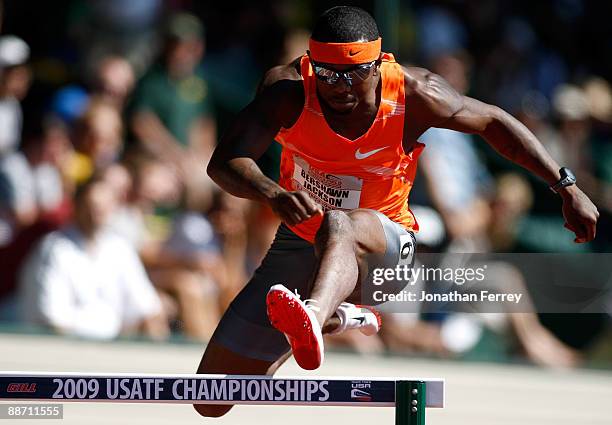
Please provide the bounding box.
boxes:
[0,372,444,424]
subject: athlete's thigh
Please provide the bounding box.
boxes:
[346,209,416,305]
[345,209,387,254]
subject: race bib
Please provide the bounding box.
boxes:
[292,156,362,211]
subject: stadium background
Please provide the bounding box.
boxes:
[0,1,611,422]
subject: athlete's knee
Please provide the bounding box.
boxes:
[315,210,355,247]
[319,210,354,236]
[323,209,351,225]
[193,403,233,418]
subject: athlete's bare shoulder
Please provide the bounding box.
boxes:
[260,58,303,89]
[403,66,464,120]
[400,65,465,138]
[255,57,304,129]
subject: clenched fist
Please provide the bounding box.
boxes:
[267,190,323,226]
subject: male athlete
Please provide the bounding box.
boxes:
[194,6,598,417]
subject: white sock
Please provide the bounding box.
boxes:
[331,302,380,335]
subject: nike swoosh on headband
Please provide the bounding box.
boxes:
[355,146,389,160]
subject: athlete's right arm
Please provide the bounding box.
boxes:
[207,63,323,225]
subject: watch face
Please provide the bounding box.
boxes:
[562,167,576,183]
[551,167,577,193]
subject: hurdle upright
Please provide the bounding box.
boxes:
[0,372,444,425]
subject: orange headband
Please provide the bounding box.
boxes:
[308,37,382,64]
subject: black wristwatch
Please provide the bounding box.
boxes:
[549,167,576,194]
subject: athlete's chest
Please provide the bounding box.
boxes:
[322,114,418,157]
[325,117,373,141]
[289,110,406,165]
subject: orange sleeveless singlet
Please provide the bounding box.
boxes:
[275,53,424,243]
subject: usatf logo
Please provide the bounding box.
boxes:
[7,383,37,393]
[351,381,372,401]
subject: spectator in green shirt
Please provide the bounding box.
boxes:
[130,12,216,210]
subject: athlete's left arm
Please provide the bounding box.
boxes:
[404,68,599,243]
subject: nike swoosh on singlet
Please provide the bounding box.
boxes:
[355,146,389,160]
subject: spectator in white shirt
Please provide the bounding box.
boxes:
[18,175,169,340]
[0,36,36,240]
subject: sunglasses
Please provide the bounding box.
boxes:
[311,61,376,86]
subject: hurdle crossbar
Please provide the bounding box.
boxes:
[0,372,444,425]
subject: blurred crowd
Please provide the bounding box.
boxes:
[0,0,611,368]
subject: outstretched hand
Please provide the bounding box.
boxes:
[560,186,599,243]
[268,190,323,226]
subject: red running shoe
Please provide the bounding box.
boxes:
[266,284,324,370]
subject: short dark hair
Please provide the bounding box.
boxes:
[311,6,380,43]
